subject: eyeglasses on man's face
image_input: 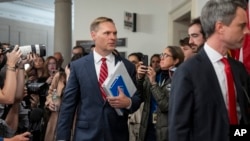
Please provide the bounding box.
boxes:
[160,53,172,59]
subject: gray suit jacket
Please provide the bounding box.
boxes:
[169,48,250,141]
[56,52,141,141]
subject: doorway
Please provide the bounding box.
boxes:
[168,1,191,46]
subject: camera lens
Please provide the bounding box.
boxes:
[19,44,46,57]
[1,44,46,57]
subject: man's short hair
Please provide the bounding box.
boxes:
[54,52,63,59]
[179,37,191,47]
[90,17,114,32]
[200,0,246,38]
[189,17,205,39]
[73,45,85,54]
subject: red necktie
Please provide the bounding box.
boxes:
[221,57,238,125]
[99,58,108,100]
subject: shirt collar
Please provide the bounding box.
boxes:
[204,43,224,63]
[93,50,114,64]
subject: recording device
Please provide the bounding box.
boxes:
[0,43,46,70]
[28,108,43,131]
[0,44,46,57]
[26,82,47,96]
[52,70,56,75]
[28,108,43,141]
[141,55,148,70]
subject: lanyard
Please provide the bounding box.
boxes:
[158,72,167,87]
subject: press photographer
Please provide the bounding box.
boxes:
[26,82,47,97]
[0,42,35,141]
[0,43,22,104]
[1,44,46,59]
[24,55,51,109]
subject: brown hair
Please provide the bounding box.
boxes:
[189,17,205,39]
[43,56,57,78]
[166,46,184,67]
[179,37,191,47]
[90,17,114,32]
[150,54,160,67]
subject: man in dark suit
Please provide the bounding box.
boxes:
[169,0,250,141]
[56,17,141,141]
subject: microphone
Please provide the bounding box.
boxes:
[28,108,43,131]
[28,108,43,141]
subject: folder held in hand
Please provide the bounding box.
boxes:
[102,61,137,115]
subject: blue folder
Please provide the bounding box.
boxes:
[109,75,130,97]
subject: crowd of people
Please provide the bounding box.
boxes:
[0,43,88,141]
[0,0,249,141]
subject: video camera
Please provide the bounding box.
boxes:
[26,81,47,96]
[22,79,48,109]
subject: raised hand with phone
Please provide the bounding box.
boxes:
[137,55,149,79]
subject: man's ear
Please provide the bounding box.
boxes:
[91,31,96,41]
[215,21,225,34]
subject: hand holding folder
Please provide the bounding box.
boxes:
[109,75,131,97]
[102,61,137,116]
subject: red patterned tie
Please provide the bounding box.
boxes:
[99,58,108,100]
[221,57,238,125]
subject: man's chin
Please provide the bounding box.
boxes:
[108,46,116,50]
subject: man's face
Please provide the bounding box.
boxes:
[91,22,117,54]
[222,7,250,50]
[54,53,63,67]
[188,24,205,52]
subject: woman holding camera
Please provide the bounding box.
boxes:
[137,46,184,141]
[0,44,34,141]
[0,45,22,104]
[26,56,58,140]
[25,56,45,109]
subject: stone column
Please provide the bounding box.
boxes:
[54,0,72,67]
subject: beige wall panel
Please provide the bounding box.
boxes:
[0,24,9,43]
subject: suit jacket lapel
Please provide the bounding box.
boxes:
[113,52,122,65]
[229,58,242,100]
[228,57,250,122]
[83,52,123,104]
[84,53,106,104]
[199,49,229,124]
